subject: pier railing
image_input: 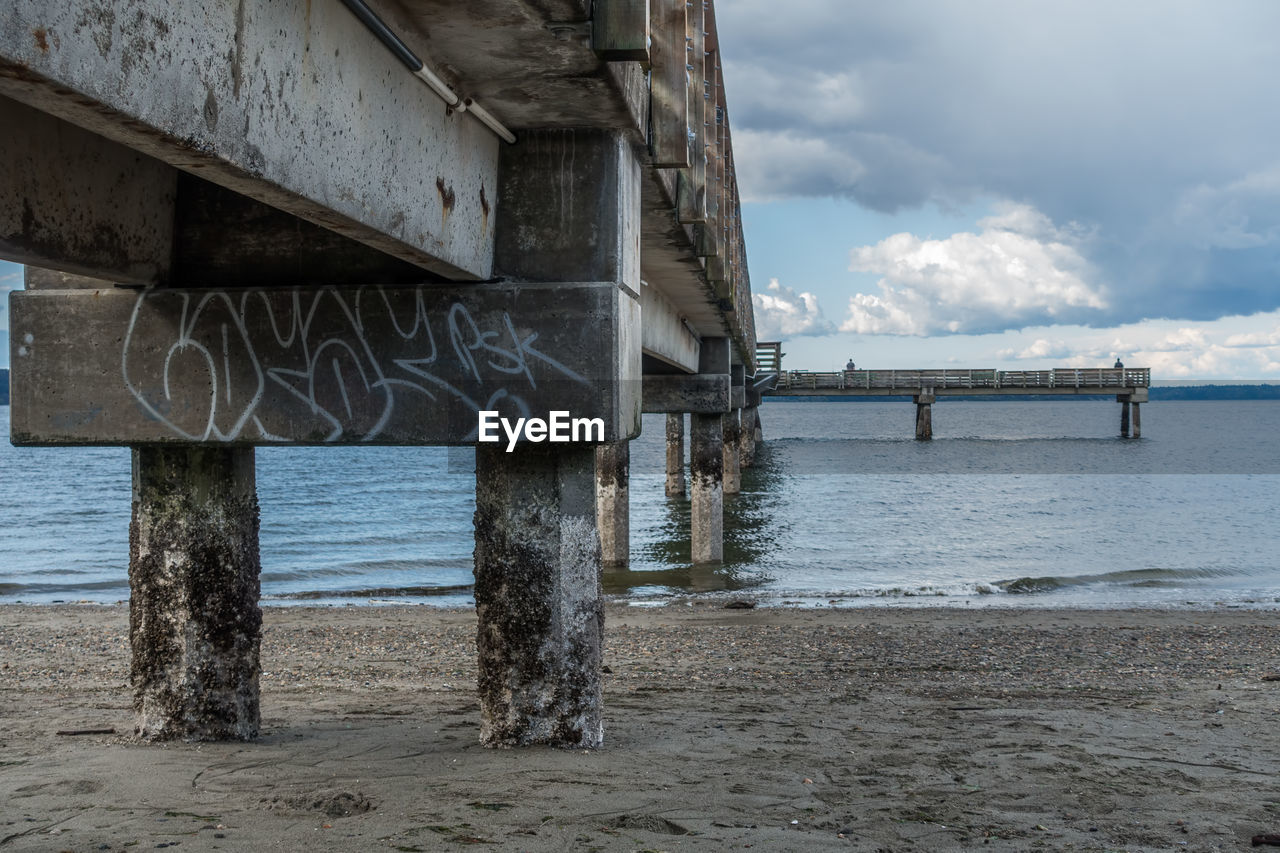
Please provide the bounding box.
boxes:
[774,368,1151,392]
[755,341,783,374]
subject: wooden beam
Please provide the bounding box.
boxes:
[649,0,689,167]
[593,0,651,64]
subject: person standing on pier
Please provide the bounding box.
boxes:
[845,358,857,371]
[1114,357,1125,369]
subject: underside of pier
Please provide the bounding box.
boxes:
[3,0,758,745]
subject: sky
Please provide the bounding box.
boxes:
[722,0,1280,378]
[5,3,1280,378]
[0,260,16,366]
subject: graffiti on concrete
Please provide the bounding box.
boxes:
[120,287,589,442]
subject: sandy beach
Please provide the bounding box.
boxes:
[2,603,1279,852]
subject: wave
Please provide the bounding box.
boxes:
[996,567,1243,594]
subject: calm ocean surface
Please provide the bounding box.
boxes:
[2,400,1278,609]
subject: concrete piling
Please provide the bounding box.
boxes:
[595,441,630,567]
[129,446,261,741]
[739,405,759,469]
[1120,400,1131,438]
[474,445,604,748]
[690,413,725,564]
[914,392,934,441]
[723,409,742,495]
[1132,402,1141,439]
[665,413,686,498]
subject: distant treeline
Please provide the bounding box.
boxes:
[765,385,1280,403]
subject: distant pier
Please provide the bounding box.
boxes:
[755,342,1150,439]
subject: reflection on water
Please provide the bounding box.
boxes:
[604,442,789,596]
[4,401,1280,607]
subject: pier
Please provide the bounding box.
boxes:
[756,342,1151,439]
[3,0,759,747]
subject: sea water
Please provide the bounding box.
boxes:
[2,400,1278,608]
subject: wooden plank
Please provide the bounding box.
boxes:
[649,0,689,167]
[593,0,651,64]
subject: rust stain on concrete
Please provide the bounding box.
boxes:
[436,178,456,224]
[33,28,50,53]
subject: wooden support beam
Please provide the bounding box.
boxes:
[593,0,651,64]
[649,0,689,167]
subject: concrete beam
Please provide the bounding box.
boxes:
[0,96,174,284]
[171,174,439,288]
[24,268,112,289]
[9,282,640,445]
[639,281,699,373]
[641,374,731,413]
[699,336,730,375]
[1,0,497,279]
[494,130,640,290]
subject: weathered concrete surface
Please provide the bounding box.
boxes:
[0,96,174,284]
[1120,400,1131,438]
[474,444,603,748]
[24,268,111,289]
[494,130,640,292]
[373,0,644,132]
[639,281,700,373]
[699,337,730,377]
[1,0,497,279]
[739,405,758,468]
[129,446,261,741]
[690,412,724,564]
[730,364,746,411]
[1132,402,1142,439]
[665,413,685,498]
[595,440,629,567]
[9,283,640,446]
[915,402,933,441]
[641,374,731,413]
[171,174,439,288]
[722,409,741,495]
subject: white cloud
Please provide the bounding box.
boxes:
[1224,326,1280,348]
[840,203,1108,336]
[978,312,1280,377]
[996,338,1073,360]
[1146,328,1208,352]
[716,2,1280,325]
[751,278,836,339]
